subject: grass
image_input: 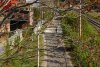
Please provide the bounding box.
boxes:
[61,10,79,39]
[61,10,100,67]
[0,36,6,43]
[33,8,41,21]
[0,33,8,43]
[82,16,99,40]
[39,34,44,64]
[33,7,54,21]
[43,9,54,20]
[87,11,100,21]
[0,27,44,67]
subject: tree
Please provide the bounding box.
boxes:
[0,0,56,67]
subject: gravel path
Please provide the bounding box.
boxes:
[41,18,73,67]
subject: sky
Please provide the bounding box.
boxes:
[26,0,40,7]
[26,0,35,3]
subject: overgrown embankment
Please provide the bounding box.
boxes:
[61,10,100,67]
[0,28,44,67]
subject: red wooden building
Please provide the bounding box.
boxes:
[0,0,17,11]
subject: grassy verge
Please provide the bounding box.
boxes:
[0,27,44,67]
[87,11,100,21]
[39,34,44,65]
[0,33,8,43]
[61,10,100,67]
